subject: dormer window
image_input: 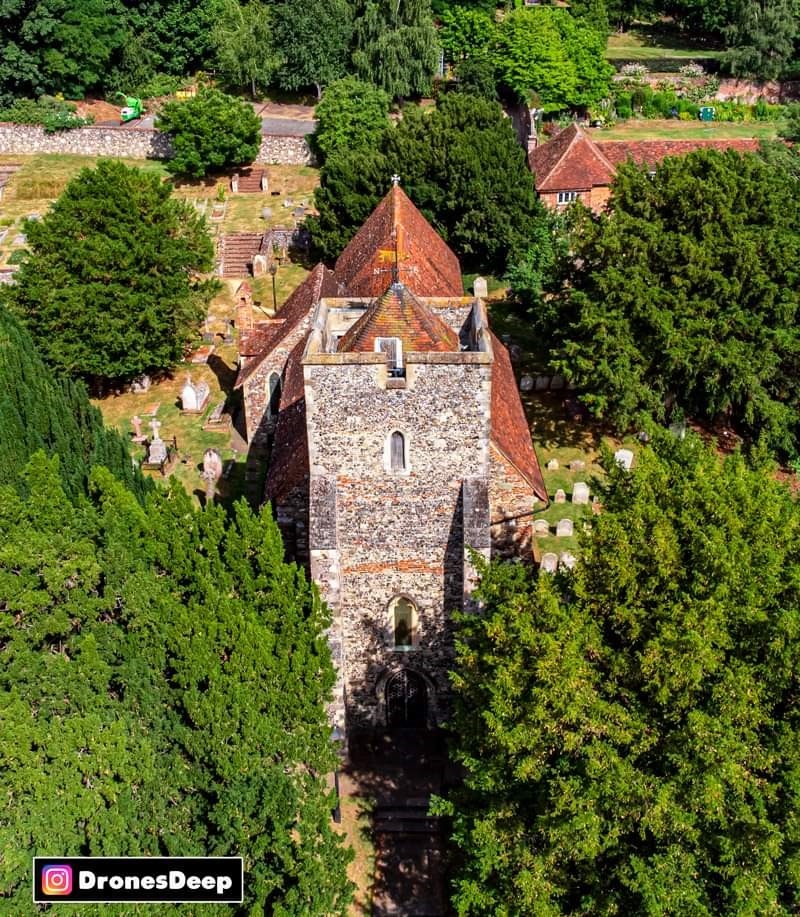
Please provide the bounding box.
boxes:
[375,336,404,377]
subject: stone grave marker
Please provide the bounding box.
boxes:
[130,415,147,443]
[201,448,224,502]
[180,374,210,413]
[554,488,566,504]
[130,374,151,394]
[569,459,586,472]
[572,482,590,505]
[147,419,167,465]
[546,458,559,471]
[535,375,550,391]
[556,518,574,537]
[559,552,577,570]
[550,374,565,390]
[519,374,534,392]
[540,552,559,573]
[473,276,488,298]
[533,518,550,534]
[614,448,634,471]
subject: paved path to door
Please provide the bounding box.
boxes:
[344,730,453,916]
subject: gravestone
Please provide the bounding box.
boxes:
[550,374,565,390]
[130,374,151,394]
[201,448,224,502]
[569,459,586,472]
[556,518,574,537]
[473,276,488,299]
[540,552,559,573]
[130,415,146,443]
[559,552,577,570]
[519,374,534,392]
[535,375,550,391]
[223,320,235,344]
[554,488,566,504]
[572,482,590,505]
[546,459,559,471]
[614,448,634,471]
[180,375,210,413]
[533,518,550,534]
[261,207,273,220]
[147,419,167,465]
[260,173,269,192]
[252,254,268,277]
[509,344,522,364]
[230,173,239,193]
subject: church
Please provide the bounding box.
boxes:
[235,182,547,737]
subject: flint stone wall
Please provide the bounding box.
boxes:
[0,123,314,165]
[304,359,491,729]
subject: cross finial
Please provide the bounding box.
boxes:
[391,173,401,187]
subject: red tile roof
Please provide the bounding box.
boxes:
[596,138,762,167]
[334,184,463,297]
[235,263,338,388]
[490,333,548,505]
[264,339,309,502]
[338,282,459,354]
[529,123,615,193]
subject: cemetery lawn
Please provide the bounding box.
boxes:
[588,120,782,141]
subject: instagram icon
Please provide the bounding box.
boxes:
[41,865,73,896]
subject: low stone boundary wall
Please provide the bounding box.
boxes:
[0,123,315,165]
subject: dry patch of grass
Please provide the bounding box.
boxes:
[333,796,376,916]
[589,119,781,142]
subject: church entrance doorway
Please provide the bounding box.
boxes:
[386,669,427,728]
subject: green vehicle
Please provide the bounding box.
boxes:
[115,93,145,123]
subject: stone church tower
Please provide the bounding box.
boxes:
[235,184,547,737]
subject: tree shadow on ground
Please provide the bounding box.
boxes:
[207,353,238,394]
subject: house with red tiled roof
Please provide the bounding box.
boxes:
[529,123,763,213]
[234,181,547,738]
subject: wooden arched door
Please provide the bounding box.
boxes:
[386,669,427,728]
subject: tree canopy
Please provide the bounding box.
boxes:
[309,93,549,275]
[1,455,354,913]
[352,0,438,100]
[313,76,391,161]
[8,159,215,384]
[495,7,614,111]
[440,431,800,914]
[211,0,280,99]
[527,148,800,456]
[157,88,262,177]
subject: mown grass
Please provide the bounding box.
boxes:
[589,119,783,141]
[606,25,724,61]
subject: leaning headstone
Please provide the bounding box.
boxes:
[201,448,224,502]
[614,448,634,471]
[533,518,550,534]
[130,415,146,443]
[546,459,559,471]
[556,518,574,537]
[473,276,488,298]
[554,488,566,504]
[572,482,590,505]
[559,552,577,570]
[130,374,151,394]
[569,459,586,472]
[540,552,559,573]
[519,374,534,392]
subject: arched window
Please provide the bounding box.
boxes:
[267,372,281,417]
[390,431,405,471]
[388,596,416,649]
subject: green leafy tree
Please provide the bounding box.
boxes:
[569,0,611,34]
[0,305,149,501]
[1,455,354,914]
[605,0,656,31]
[662,0,737,37]
[454,53,498,99]
[541,149,800,455]
[9,160,215,384]
[310,93,549,274]
[352,0,439,99]
[439,6,497,63]
[496,7,613,111]
[780,102,800,140]
[272,0,354,98]
[725,0,799,79]
[211,0,281,98]
[313,76,391,161]
[440,431,800,915]
[157,88,262,176]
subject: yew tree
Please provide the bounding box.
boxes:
[8,159,215,385]
[441,431,800,914]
